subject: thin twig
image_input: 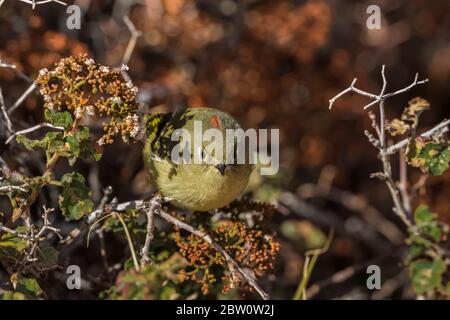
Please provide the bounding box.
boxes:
[379,73,429,103]
[329,78,378,109]
[157,209,270,300]
[8,82,37,115]
[0,86,14,135]
[293,229,334,300]
[306,254,388,299]
[5,122,64,144]
[114,212,140,272]
[0,185,27,193]
[87,199,270,300]
[297,183,404,245]
[0,223,28,238]
[18,0,67,9]
[96,228,109,271]
[121,16,142,67]
[386,119,450,155]
[398,149,412,217]
[20,206,62,264]
[329,66,431,228]
[0,59,32,83]
[279,191,389,253]
[140,197,160,266]
[329,68,428,111]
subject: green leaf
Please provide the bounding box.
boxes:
[16,134,47,151]
[16,131,66,162]
[45,110,73,129]
[409,258,446,295]
[413,205,442,242]
[16,123,100,165]
[4,275,43,299]
[66,127,101,165]
[406,244,425,263]
[35,245,59,269]
[14,276,43,299]
[160,286,177,300]
[45,132,66,156]
[0,227,28,263]
[59,172,93,220]
[414,204,436,224]
[445,282,450,295]
[1,291,27,300]
[408,141,450,176]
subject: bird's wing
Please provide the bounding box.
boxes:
[144,112,173,160]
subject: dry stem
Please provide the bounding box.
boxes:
[87,198,270,300]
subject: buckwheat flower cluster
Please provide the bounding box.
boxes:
[36,54,142,144]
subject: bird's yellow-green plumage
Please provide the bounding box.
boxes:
[144,107,253,211]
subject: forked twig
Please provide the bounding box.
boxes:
[329,66,432,228]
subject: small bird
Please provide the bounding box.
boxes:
[143,107,254,211]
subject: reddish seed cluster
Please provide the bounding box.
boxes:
[36,54,142,145]
[174,210,280,296]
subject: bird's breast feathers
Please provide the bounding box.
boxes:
[148,157,253,211]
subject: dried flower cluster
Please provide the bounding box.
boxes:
[36,54,141,144]
[386,97,431,137]
[174,213,279,295]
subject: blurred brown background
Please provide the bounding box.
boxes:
[1,0,449,299]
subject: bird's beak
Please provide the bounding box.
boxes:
[215,164,226,176]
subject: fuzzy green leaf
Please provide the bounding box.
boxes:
[406,244,425,263]
[3,275,43,299]
[408,141,450,176]
[16,131,66,162]
[35,245,59,269]
[45,110,73,129]
[0,227,28,264]
[66,127,101,165]
[59,172,93,220]
[414,205,441,242]
[409,258,446,295]
[14,276,43,299]
[16,134,47,151]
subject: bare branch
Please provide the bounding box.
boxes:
[329,78,378,110]
[157,209,270,300]
[0,59,32,83]
[96,228,109,271]
[0,223,28,238]
[297,183,404,245]
[0,185,27,193]
[5,122,64,144]
[23,206,62,263]
[87,198,270,300]
[379,73,429,103]
[140,197,159,266]
[88,199,145,225]
[329,66,428,111]
[328,66,432,228]
[398,149,412,217]
[386,119,450,155]
[121,16,142,67]
[18,0,67,9]
[8,82,37,115]
[0,86,14,135]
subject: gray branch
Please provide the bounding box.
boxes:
[87,198,270,300]
[5,122,64,144]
